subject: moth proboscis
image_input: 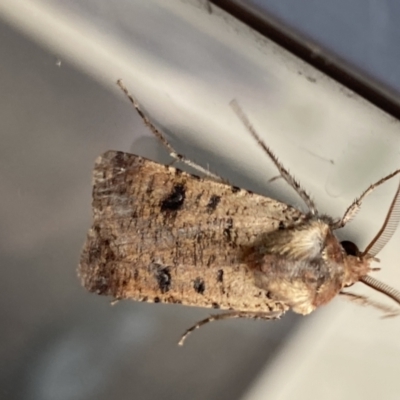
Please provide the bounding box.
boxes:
[78,81,400,345]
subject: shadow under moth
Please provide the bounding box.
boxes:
[79,81,400,345]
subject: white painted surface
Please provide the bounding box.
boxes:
[1,1,399,399]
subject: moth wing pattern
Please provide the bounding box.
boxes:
[79,150,305,313]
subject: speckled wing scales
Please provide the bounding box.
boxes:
[79,151,304,313]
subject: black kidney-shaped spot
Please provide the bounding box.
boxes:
[160,184,186,212]
[193,277,205,294]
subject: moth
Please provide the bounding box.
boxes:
[79,81,400,345]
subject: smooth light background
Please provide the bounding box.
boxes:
[1,1,400,400]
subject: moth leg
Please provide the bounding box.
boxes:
[116,80,223,181]
[332,170,400,229]
[339,291,400,317]
[178,310,283,346]
[230,100,317,216]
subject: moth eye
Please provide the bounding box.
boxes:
[341,240,360,256]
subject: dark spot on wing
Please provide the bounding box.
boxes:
[112,151,125,168]
[195,232,203,245]
[279,221,285,230]
[153,265,171,293]
[116,182,128,196]
[212,302,220,309]
[160,184,186,212]
[231,186,240,193]
[145,175,155,194]
[194,192,204,206]
[207,195,221,212]
[167,297,182,304]
[133,269,139,281]
[193,277,205,294]
[101,239,114,259]
[87,239,101,263]
[217,269,224,283]
[223,218,234,242]
[93,275,109,295]
[207,255,216,266]
[154,297,160,303]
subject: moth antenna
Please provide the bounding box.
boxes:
[230,100,317,216]
[116,80,221,181]
[360,275,400,307]
[117,80,170,147]
[332,170,400,230]
[339,291,400,317]
[178,310,282,346]
[362,178,400,257]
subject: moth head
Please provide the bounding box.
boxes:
[341,240,373,287]
[337,173,400,312]
[339,239,400,309]
[338,171,400,306]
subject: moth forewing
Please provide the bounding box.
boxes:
[79,150,305,315]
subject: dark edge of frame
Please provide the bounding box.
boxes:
[211,0,400,121]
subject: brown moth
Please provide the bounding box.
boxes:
[79,81,400,345]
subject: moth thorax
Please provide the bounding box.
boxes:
[322,229,346,265]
